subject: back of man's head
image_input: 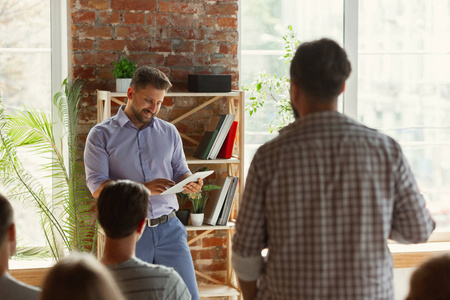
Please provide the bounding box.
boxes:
[130,66,172,92]
[406,253,450,300]
[290,38,352,100]
[0,193,13,245]
[97,180,149,239]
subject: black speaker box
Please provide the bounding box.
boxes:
[188,75,232,92]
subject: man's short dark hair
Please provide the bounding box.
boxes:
[407,253,450,300]
[97,180,149,239]
[130,66,172,92]
[0,193,13,243]
[290,38,351,100]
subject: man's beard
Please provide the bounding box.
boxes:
[131,104,155,124]
[290,102,299,119]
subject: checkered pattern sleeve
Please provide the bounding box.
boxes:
[233,149,267,257]
[391,144,436,243]
[231,112,435,300]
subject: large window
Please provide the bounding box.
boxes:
[0,0,66,249]
[241,0,344,173]
[357,0,450,232]
[241,0,450,233]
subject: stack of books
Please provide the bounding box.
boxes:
[193,114,238,160]
[203,176,239,226]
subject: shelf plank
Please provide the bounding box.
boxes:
[109,91,243,98]
[198,284,240,297]
[186,222,235,231]
[389,242,450,268]
[186,157,240,165]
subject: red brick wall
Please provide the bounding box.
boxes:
[71,0,239,291]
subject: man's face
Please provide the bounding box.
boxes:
[128,84,165,127]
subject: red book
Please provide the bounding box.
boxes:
[217,121,238,159]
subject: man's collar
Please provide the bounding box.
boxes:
[279,111,350,135]
[116,105,131,128]
[116,105,155,129]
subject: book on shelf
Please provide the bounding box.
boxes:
[193,130,218,160]
[207,114,235,160]
[217,121,238,159]
[203,176,233,226]
[216,176,239,226]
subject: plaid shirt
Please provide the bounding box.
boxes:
[233,111,435,300]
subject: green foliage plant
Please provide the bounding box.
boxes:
[176,192,189,210]
[0,79,97,261]
[188,184,221,214]
[112,56,138,78]
[244,25,301,133]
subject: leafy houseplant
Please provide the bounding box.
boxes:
[112,56,138,93]
[189,184,220,226]
[176,192,190,225]
[245,25,301,133]
[0,79,97,261]
[189,185,221,214]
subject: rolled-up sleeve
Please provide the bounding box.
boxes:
[171,128,190,182]
[84,127,110,195]
[233,149,267,261]
[391,147,436,244]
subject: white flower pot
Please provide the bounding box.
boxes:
[116,78,132,93]
[190,213,204,226]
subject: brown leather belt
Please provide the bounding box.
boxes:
[147,210,176,227]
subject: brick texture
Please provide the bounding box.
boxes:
[72,0,239,292]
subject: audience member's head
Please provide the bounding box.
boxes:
[40,252,124,300]
[0,193,16,263]
[290,38,351,102]
[406,253,450,300]
[130,66,172,92]
[97,180,149,239]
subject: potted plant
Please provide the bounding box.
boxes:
[189,184,220,226]
[245,25,300,133]
[176,192,190,225]
[112,56,137,93]
[0,79,96,261]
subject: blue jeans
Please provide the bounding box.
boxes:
[136,216,199,300]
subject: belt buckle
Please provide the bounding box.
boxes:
[148,218,159,227]
[161,215,169,223]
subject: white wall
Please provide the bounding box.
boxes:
[394,268,415,300]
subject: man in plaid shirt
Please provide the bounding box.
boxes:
[232,38,435,300]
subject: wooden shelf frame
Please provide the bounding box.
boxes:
[96,90,245,299]
[186,224,240,298]
[97,90,246,214]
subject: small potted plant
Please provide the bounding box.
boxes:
[112,56,137,93]
[189,184,220,226]
[176,192,190,225]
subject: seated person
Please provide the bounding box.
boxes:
[0,193,40,300]
[97,179,191,300]
[41,252,124,300]
[406,253,450,300]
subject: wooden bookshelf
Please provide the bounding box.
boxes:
[96,90,245,299]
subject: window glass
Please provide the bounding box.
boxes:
[358,0,450,230]
[241,0,344,173]
[0,0,52,247]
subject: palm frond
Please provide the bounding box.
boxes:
[0,79,96,261]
